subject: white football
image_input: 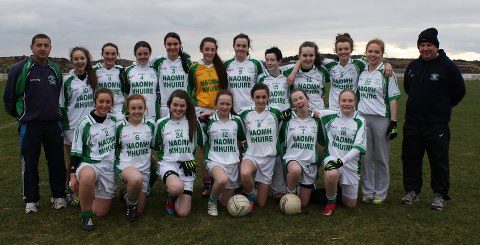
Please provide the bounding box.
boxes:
[227,194,250,217]
[279,194,301,215]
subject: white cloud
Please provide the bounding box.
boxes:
[0,0,478,61]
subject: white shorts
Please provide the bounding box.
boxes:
[243,154,276,185]
[195,106,215,117]
[76,161,115,199]
[119,166,150,194]
[206,161,239,190]
[286,159,318,186]
[338,166,360,199]
[63,129,74,145]
[158,160,195,192]
[160,106,170,119]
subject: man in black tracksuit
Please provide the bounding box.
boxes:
[401,28,466,210]
[3,34,66,213]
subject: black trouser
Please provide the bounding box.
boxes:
[401,121,450,200]
[19,121,66,203]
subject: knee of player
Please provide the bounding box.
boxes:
[215,175,228,187]
[167,183,184,196]
[324,169,340,180]
[78,168,96,184]
[93,208,110,217]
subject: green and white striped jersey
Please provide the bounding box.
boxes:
[71,112,118,163]
[357,63,401,118]
[225,58,265,114]
[323,58,365,110]
[320,110,366,173]
[285,65,330,110]
[151,56,191,106]
[153,117,203,162]
[93,63,125,114]
[203,111,245,165]
[257,70,291,111]
[124,64,160,121]
[239,106,281,157]
[59,70,94,130]
[280,110,323,164]
[114,118,155,173]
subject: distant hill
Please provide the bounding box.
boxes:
[1,55,479,74]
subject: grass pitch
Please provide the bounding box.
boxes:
[0,80,478,244]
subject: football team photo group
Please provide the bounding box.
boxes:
[3,27,466,233]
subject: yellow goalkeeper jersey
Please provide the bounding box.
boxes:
[187,63,221,108]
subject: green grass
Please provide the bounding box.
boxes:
[0,80,478,244]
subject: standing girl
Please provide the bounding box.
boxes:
[323,33,393,110]
[152,32,192,118]
[203,90,245,216]
[124,41,160,121]
[286,41,330,111]
[320,89,367,216]
[153,90,203,217]
[93,43,125,117]
[280,89,323,208]
[69,88,118,231]
[239,84,281,211]
[60,47,97,204]
[357,39,400,204]
[225,33,265,114]
[115,94,155,222]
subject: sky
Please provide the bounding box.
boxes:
[1,0,479,62]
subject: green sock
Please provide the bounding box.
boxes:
[327,193,337,204]
[80,210,93,218]
[209,194,219,203]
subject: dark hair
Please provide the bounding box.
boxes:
[101,42,119,56]
[167,89,196,142]
[366,38,385,53]
[94,88,114,106]
[290,88,309,100]
[215,90,236,115]
[339,89,357,103]
[31,34,50,46]
[299,41,323,70]
[233,33,251,56]
[200,37,228,90]
[70,47,98,90]
[265,46,283,61]
[250,83,269,99]
[164,32,189,74]
[134,41,152,54]
[335,33,354,51]
[125,94,147,118]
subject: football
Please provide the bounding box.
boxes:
[227,194,250,217]
[279,194,301,215]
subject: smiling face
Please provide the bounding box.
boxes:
[265,53,280,72]
[216,94,233,118]
[253,89,269,111]
[71,50,87,74]
[339,91,355,116]
[234,38,249,61]
[418,42,439,61]
[291,90,309,111]
[135,46,151,65]
[201,41,216,65]
[164,37,180,60]
[300,46,315,69]
[30,38,51,63]
[169,97,187,120]
[127,98,146,124]
[335,42,352,63]
[94,92,113,116]
[365,43,383,67]
[102,45,118,69]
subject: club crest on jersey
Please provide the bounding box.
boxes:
[48,75,56,85]
[430,73,440,81]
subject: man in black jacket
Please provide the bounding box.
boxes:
[401,28,466,210]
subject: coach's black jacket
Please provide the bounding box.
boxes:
[403,49,466,124]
